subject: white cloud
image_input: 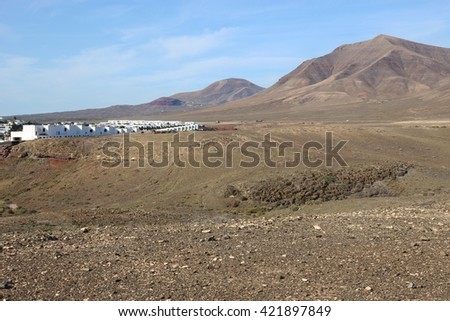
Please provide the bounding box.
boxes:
[0,23,298,115]
[0,46,141,114]
[0,43,301,115]
[118,26,157,41]
[1,56,36,69]
[156,28,237,59]
[54,45,138,77]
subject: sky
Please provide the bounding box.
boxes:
[1,0,450,115]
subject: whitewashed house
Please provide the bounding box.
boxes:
[10,120,201,141]
[11,125,42,141]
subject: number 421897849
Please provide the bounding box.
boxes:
[259,305,331,317]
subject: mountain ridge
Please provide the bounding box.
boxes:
[268,34,450,104]
[13,78,264,122]
[177,34,450,120]
[10,34,450,122]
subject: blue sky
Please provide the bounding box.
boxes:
[1,0,450,115]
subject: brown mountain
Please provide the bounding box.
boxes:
[268,34,450,104]
[171,78,264,105]
[12,35,450,122]
[178,35,450,121]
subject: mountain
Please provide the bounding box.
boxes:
[179,35,450,121]
[267,34,450,104]
[148,97,185,106]
[171,78,264,105]
[11,35,450,123]
[13,78,263,122]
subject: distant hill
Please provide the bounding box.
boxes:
[14,78,264,122]
[178,35,450,121]
[171,78,264,106]
[148,97,185,106]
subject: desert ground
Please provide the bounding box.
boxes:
[1,120,449,300]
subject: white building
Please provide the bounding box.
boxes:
[153,123,199,133]
[10,124,120,141]
[0,119,11,136]
[10,120,201,141]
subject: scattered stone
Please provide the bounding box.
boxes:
[222,234,231,240]
[8,203,18,210]
[223,185,241,198]
[279,275,285,280]
[0,279,14,289]
[80,227,89,233]
[207,235,216,242]
[54,250,63,259]
[407,282,417,289]
[201,229,211,234]
[364,286,372,292]
[227,199,241,208]
[0,145,13,160]
[420,237,431,242]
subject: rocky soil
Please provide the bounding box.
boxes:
[1,203,449,301]
[1,123,449,301]
[227,163,412,208]
[0,145,12,160]
[9,138,93,160]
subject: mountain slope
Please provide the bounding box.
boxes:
[265,34,450,104]
[177,35,450,121]
[171,78,264,105]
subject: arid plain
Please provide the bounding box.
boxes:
[1,119,449,300]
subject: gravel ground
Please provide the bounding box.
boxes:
[1,204,449,301]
